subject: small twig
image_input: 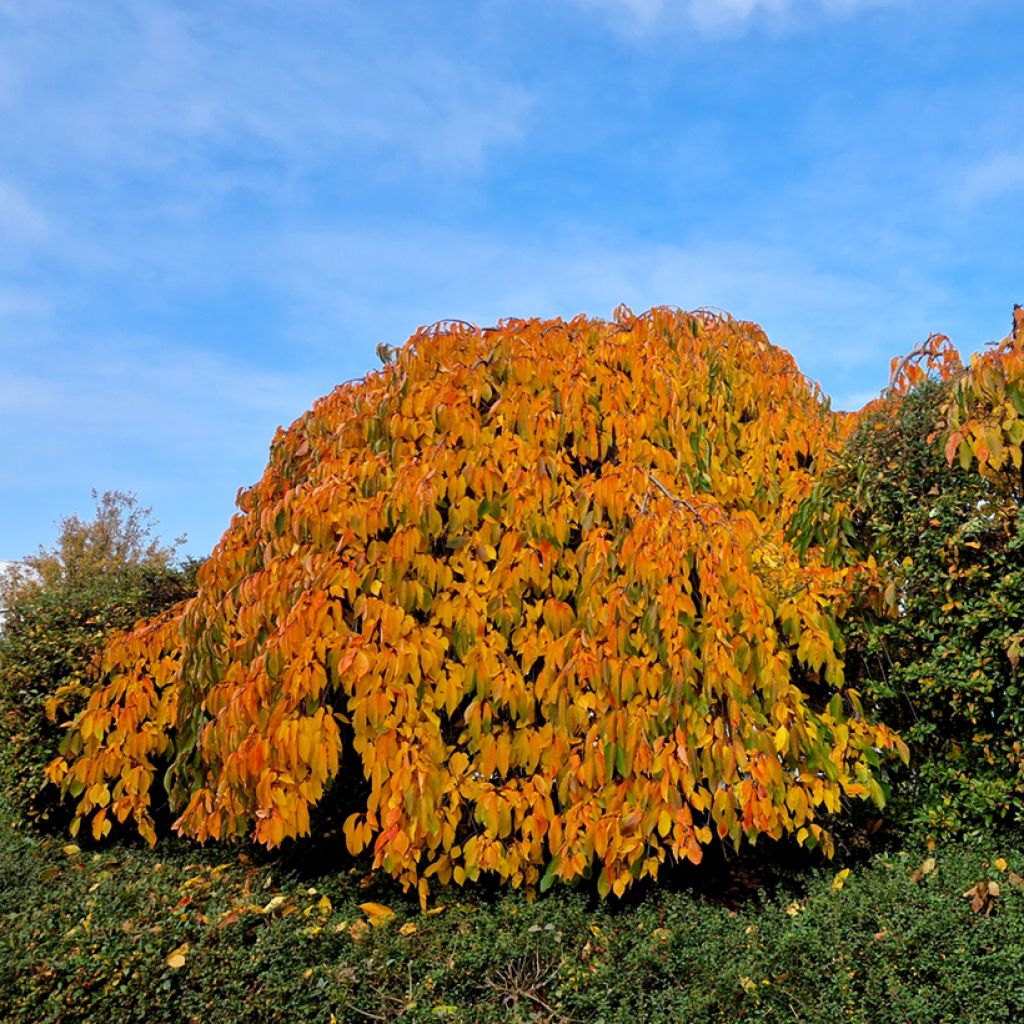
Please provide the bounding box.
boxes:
[343,1004,387,1022]
[423,318,480,335]
[645,471,708,526]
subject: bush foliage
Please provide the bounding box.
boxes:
[828,380,1024,834]
[0,493,197,826]
[27,306,1024,902]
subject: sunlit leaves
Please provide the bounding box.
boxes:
[52,307,905,897]
[943,308,1024,494]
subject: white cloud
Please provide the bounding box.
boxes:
[958,151,1024,206]
[0,1,533,182]
[688,0,789,32]
[0,180,47,242]
[570,0,907,33]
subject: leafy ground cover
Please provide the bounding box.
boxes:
[3,807,1023,1024]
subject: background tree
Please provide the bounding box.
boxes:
[0,489,185,607]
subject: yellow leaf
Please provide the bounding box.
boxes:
[359,901,395,926]
[832,868,851,891]
[261,895,287,914]
[166,944,189,969]
[994,857,1008,872]
[773,725,789,753]
[399,922,418,936]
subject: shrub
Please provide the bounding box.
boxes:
[0,492,197,826]
[818,369,1024,835]
[50,309,907,899]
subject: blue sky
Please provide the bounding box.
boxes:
[1,0,1022,560]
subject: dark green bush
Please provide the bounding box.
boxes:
[828,380,1024,836]
[2,793,1024,1024]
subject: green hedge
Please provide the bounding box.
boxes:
[2,803,1023,1023]
[823,380,1024,836]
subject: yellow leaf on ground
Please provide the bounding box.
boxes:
[166,944,189,969]
[359,901,395,926]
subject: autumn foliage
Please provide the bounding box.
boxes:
[49,308,920,900]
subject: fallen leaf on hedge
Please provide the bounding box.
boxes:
[260,895,286,914]
[1008,871,1024,889]
[910,857,936,884]
[62,844,80,857]
[359,901,395,926]
[832,868,851,891]
[784,901,803,917]
[962,881,1000,916]
[400,922,418,936]
[166,944,189,969]
[994,857,1008,872]
[349,919,369,943]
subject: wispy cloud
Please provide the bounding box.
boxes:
[0,327,326,553]
[958,151,1024,206]
[0,0,1018,561]
[0,1,533,183]
[0,180,47,243]
[269,223,940,392]
[571,0,907,33]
